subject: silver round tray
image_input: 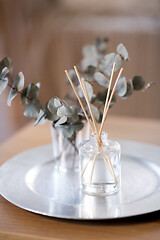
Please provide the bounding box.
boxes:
[0,140,160,220]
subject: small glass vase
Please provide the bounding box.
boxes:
[79,132,121,196]
[50,122,90,173]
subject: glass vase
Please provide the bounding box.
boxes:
[50,122,90,172]
[79,132,121,196]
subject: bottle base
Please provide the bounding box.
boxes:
[81,182,120,197]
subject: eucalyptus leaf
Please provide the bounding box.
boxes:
[0,67,9,79]
[24,99,40,119]
[68,113,79,123]
[47,97,62,113]
[36,82,40,88]
[57,123,84,139]
[99,53,122,76]
[15,72,24,91]
[117,43,128,60]
[82,45,98,58]
[0,67,9,94]
[54,97,62,108]
[57,105,66,117]
[77,81,93,101]
[142,82,155,92]
[121,81,133,99]
[0,77,8,94]
[116,76,127,97]
[91,104,100,122]
[109,93,116,108]
[57,104,74,119]
[21,87,28,104]
[94,72,109,88]
[84,65,96,82]
[34,110,47,126]
[66,69,79,85]
[0,57,13,74]
[95,89,107,105]
[70,105,78,113]
[81,57,97,71]
[27,83,39,100]
[55,116,67,127]
[7,72,24,106]
[132,76,145,90]
[21,83,39,105]
[81,45,98,71]
[44,103,59,121]
[95,38,108,53]
[7,88,18,106]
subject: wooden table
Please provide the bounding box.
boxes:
[0,116,160,240]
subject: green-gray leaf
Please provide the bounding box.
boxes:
[0,67,9,94]
[27,83,39,99]
[77,81,93,101]
[116,76,127,97]
[7,88,17,106]
[121,81,133,99]
[95,38,108,53]
[0,67,9,79]
[44,103,59,121]
[47,97,62,113]
[94,72,109,88]
[142,82,155,92]
[95,89,107,105]
[67,113,79,124]
[0,77,8,94]
[24,99,40,119]
[66,69,79,85]
[21,83,39,104]
[132,76,145,90]
[82,45,97,58]
[7,72,24,106]
[34,110,47,126]
[109,93,116,108]
[21,87,28,104]
[0,57,13,74]
[55,116,67,127]
[57,105,66,117]
[117,43,128,60]
[81,45,98,71]
[84,65,96,82]
[15,72,24,91]
[99,53,122,76]
[91,104,100,122]
[54,97,62,108]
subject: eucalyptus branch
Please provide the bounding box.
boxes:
[0,38,153,140]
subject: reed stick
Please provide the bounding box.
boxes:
[99,62,116,136]
[81,78,100,138]
[74,66,99,134]
[65,70,95,135]
[90,153,97,184]
[99,68,123,136]
[103,154,118,185]
[81,156,92,177]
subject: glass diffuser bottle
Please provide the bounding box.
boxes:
[79,132,121,196]
[65,62,123,197]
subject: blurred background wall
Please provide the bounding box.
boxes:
[0,0,160,143]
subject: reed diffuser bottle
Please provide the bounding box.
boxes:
[79,132,121,196]
[65,62,123,196]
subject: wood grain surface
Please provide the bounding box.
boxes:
[0,116,160,240]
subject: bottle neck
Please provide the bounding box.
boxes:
[91,131,108,146]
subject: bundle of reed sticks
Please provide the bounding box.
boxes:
[65,63,123,184]
[65,63,123,145]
